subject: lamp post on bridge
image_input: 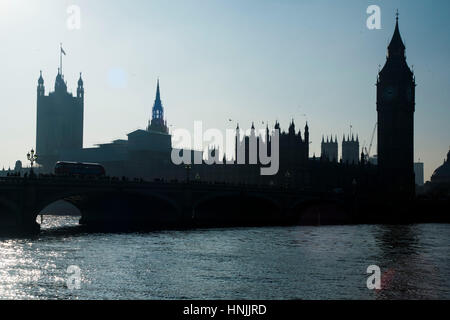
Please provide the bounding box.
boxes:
[27,149,38,178]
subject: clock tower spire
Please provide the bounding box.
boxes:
[376,12,416,198]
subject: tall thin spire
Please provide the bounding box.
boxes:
[38,70,44,84]
[388,11,405,58]
[155,78,161,102]
[152,79,163,117]
[148,79,168,133]
[37,70,45,96]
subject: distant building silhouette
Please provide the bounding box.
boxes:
[14,160,23,172]
[431,150,450,185]
[342,135,360,164]
[376,15,416,198]
[147,79,168,134]
[0,160,37,177]
[279,120,310,168]
[321,136,338,162]
[230,120,310,184]
[56,80,200,180]
[32,27,425,193]
[36,69,84,170]
[235,120,309,166]
[422,149,450,197]
[414,162,424,186]
[28,64,376,190]
[368,155,378,165]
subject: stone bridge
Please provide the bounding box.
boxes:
[0,177,353,234]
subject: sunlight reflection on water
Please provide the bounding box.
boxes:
[1,216,449,300]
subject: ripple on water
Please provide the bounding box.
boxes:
[0,217,449,300]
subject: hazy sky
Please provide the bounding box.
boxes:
[0,0,449,181]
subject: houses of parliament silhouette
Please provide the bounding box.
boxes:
[27,16,421,198]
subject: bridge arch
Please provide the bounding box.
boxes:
[35,191,86,216]
[32,188,182,229]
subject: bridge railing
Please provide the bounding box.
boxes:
[0,175,321,194]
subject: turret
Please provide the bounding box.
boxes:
[54,68,68,93]
[77,72,84,99]
[37,71,45,97]
[304,122,309,159]
[304,123,309,140]
[147,79,168,133]
[274,121,280,131]
[288,119,295,136]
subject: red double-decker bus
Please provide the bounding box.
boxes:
[54,161,106,177]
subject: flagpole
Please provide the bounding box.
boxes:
[60,43,62,75]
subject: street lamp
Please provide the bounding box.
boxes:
[27,149,38,176]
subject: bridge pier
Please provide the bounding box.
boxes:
[0,208,40,235]
[19,182,42,234]
[0,181,41,235]
[16,214,41,235]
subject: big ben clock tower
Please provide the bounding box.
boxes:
[376,13,416,198]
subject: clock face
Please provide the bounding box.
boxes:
[383,86,396,100]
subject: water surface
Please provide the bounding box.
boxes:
[0,216,449,300]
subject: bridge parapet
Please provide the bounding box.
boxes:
[0,176,341,234]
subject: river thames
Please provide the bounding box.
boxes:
[0,216,449,300]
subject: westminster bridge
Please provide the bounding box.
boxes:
[0,176,359,234]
